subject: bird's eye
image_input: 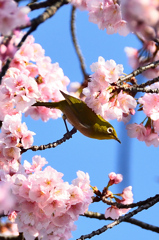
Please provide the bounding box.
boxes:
[107,127,113,134]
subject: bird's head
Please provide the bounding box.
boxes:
[104,125,121,143]
[93,122,121,143]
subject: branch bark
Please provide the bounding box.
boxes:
[77,194,159,239]
[83,211,159,233]
[21,127,77,153]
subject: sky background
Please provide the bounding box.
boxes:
[19,2,159,240]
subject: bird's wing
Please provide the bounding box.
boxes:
[60,91,100,126]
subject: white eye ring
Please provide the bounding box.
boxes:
[107,127,113,134]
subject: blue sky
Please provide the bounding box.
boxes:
[21,3,159,240]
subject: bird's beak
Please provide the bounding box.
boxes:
[114,136,121,143]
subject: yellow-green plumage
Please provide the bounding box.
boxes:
[34,91,121,142]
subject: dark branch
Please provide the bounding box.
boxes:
[28,0,67,10]
[117,85,159,94]
[138,76,159,88]
[70,6,88,80]
[93,192,159,210]
[21,127,77,153]
[83,211,159,233]
[117,60,159,84]
[77,194,159,239]
[101,194,159,209]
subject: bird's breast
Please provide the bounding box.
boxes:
[62,104,93,138]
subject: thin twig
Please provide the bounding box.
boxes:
[117,85,159,94]
[138,76,159,88]
[94,192,159,210]
[71,6,88,79]
[21,127,77,153]
[77,194,159,239]
[83,211,159,233]
[117,60,159,84]
[101,194,159,209]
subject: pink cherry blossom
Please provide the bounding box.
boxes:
[139,93,159,121]
[105,184,133,220]
[126,123,147,141]
[23,155,48,174]
[70,0,88,10]
[126,123,159,147]
[153,119,159,134]
[3,147,21,161]
[0,36,17,62]
[117,91,137,114]
[118,186,133,214]
[144,128,159,147]
[121,186,133,204]
[105,205,121,219]
[5,162,93,240]
[124,47,139,70]
[0,68,40,114]
[0,181,15,214]
[108,172,123,185]
[83,57,136,123]
[90,57,124,84]
[0,113,35,171]
[0,33,70,122]
[87,0,129,36]
[121,0,159,41]
[0,0,30,36]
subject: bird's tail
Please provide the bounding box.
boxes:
[33,101,62,110]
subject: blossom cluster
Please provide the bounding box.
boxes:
[83,56,137,123]
[2,156,93,240]
[104,172,133,220]
[70,0,159,39]
[0,113,35,173]
[70,0,129,36]
[0,0,30,36]
[81,55,159,147]
[121,0,159,41]
[0,34,70,122]
[126,82,159,147]
[126,123,159,147]
[0,181,15,215]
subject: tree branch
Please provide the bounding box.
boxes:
[138,76,159,88]
[117,60,159,84]
[117,84,159,94]
[101,194,159,209]
[28,0,66,10]
[83,211,159,233]
[77,194,159,239]
[70,6,89,80]
[21,127,77,153]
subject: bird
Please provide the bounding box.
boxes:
[33,90,121,143]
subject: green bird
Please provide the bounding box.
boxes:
[33,91,121,143]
